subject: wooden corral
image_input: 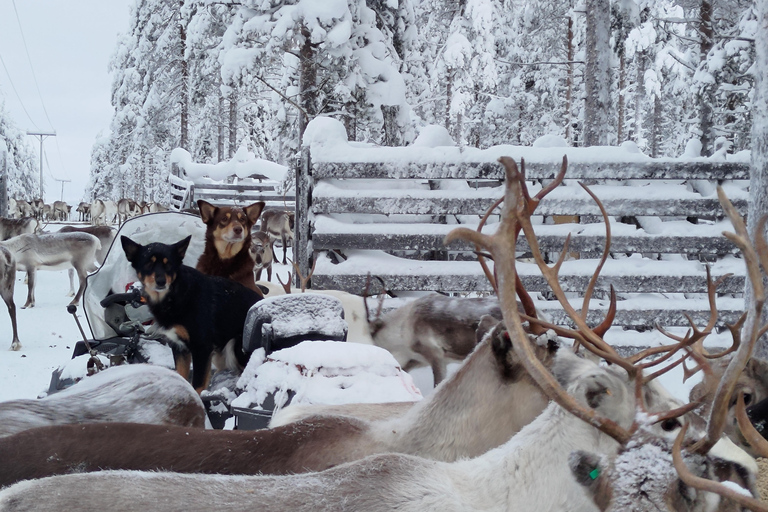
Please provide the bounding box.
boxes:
[297,145,750,331]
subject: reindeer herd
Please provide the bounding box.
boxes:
[2,157,768,511]
[7,197,170,225]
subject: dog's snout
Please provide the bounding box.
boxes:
[155,274,167,287]
[233,226,243,236]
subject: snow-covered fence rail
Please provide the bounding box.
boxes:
[168,148,293,211]
[296,118,750,330]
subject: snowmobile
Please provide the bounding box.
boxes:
[48,211,351,429]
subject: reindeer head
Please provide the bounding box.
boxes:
[446,157,765,511]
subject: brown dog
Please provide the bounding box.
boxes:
[196,200,265,291]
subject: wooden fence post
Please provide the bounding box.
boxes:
[294,146,313,286]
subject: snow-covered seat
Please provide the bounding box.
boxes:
[243,294,348,354]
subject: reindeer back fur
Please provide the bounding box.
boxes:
[0,365,205,438]
[370,294,502,384]
[0,350,696,512]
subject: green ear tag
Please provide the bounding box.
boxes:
[589,468,600,480]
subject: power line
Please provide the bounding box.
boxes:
[11,0,56,131]
[0,52,39,130]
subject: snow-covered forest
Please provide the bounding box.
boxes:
[0,0,757,203]
[84,0,758,202]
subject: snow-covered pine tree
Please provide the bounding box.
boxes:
[220,0,413,150]
[0,101,40,201]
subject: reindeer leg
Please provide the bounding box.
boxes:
[66,268,75,297]
[6,297,19,351]
[22,269,35,309]
[267,264,272,282]
[69,266,87,306]
[2,270,19,350]
[412,335,448,386]
[281,234,288,265]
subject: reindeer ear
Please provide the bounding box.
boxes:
[244,202,265,225]
[197,200,217,224]
[174,236,192,261]
[121,236,142,264]
[568,450,610,509]
[569,450,605,488]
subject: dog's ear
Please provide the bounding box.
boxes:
[197,200,217,224]
[244,202,265,225]
[174,236,192,261]
[121,236,142,264]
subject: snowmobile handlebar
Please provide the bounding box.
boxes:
[100,288,143,308]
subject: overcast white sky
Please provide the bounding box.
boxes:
[0,0,131,204]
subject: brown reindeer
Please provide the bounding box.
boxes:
[0,314,559,487]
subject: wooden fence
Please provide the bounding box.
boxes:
[295,146,750,331]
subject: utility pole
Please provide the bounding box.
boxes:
[26,130,56,200]
[54,178,71,201]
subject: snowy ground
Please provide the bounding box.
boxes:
[0,222,713,407]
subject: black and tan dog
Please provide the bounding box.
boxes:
[196,199,264,292]
[121,235,261,393]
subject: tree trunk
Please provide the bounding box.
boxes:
[298,25,318,143]
[650,94,661,158]
[750,0,768,360]
[698,0,715,156]
[228,88,237,159]
[583,0,612,146]
[634,50,646,146]
[179,1,189,151]
[381,105,402,146]
[565,15,574,143]
[296,25,319,283]
[217,89,225,162]
[618,53,625,143]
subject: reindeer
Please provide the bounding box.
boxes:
[570,187,768,511]
[117,198,140,225]
[14,199,33,219]
[0,364,206,438]
[0,217,39,241]
[366,293,503,385]
[249,230,274,281]
[0,231,101,308]
[260,209,294,264]
[52,201,69,221]
[0,157,740,511]
[0,313,559,487]
[90,199,105,225]
[30,198,44,220]
[75,201,90,222]
[0,246,20,351]
[58,225,115,265]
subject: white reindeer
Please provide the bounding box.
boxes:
[0,231,100,308]
[0,316,558,486]
[0,349,715,512]
[0,364,206,438]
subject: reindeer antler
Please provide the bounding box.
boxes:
[445,156,634,445]
[690,199,768,454]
